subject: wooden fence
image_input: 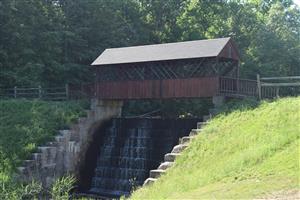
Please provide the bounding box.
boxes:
[219,75,300,99]
[1,76,299,101]
[0,84,95,101]
[219,77,258,97]
[257,75,300,100]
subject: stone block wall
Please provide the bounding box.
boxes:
[17,99,123,187]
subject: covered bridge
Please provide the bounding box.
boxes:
[91,37,256,99]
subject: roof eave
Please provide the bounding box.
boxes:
[90,56,219,67]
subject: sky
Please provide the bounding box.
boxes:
[294,0,300,6]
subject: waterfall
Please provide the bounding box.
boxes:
[85,118,199,198]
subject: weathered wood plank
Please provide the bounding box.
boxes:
[260,76,300,81]
[261,82,300,87]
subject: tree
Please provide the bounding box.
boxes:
[0,0,65,87]
[138,0,190,42]
[0,0,299,88]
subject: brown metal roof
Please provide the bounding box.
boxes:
[92,37,236,66]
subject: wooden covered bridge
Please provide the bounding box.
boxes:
[91,37,257,100]
[2,38,296,101]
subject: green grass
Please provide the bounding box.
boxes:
[0,99,86,183]
[130,97,300,199]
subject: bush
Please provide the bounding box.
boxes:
[0,179,42,200]
[50,176,76,200]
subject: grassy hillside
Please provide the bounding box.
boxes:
[0,100,86,183]
[130,97,300,199]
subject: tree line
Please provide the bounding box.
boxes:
[0,0,299,88]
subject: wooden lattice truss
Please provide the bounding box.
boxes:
[96,58,238,82]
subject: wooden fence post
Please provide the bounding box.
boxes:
[65,83,69,100]
[38,85,42,99]
[257,74,262,100]
[236,75,240,94]
[276,87,280,98]
[14,86,17,98]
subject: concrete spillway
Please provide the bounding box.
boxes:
[78,118,199,198]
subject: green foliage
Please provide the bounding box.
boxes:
[138,0,189,42]
[0,179,42,200]
[0,0,150,87]
[0,0,66,87]
[130,97,300,199]
[177,1,300,78]
[0,0,299,88]
[50,175,76,200]
[242,2,300,77]
[0,100,85,179]
[0,100,84,198]
[0,175,76,200]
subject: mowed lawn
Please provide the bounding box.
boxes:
[130,97,300,199]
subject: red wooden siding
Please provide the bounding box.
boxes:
[218,40,240,61]
[95,77,219,100]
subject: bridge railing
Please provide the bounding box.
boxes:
[257,75,300,99]
[0,83,95,101]
[0,86,68,100]
[219,76,258,97]
[219,75,300,99]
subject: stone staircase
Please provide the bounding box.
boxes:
[143,121,209,186]
[17,110,94,187]
[17,100,123,187]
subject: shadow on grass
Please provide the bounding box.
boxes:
[218,97,260,115]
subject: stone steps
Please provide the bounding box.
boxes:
[189,129,202,136]
[17,166,26,173]
[179,136,195,144]
[23,160,36,169]
[203,115,211,122]
[143,120,209,186]
[171,144,188,153]
[17,100,123,188]
[158,162,173,170]
[45,141,59,147]
[17,111,92,187]
[143,178,157,186]
[149,169,166,179]
[55,135,65,143]
[32,152,42,160]
[197,122,209,129]
[164,153,181,162]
